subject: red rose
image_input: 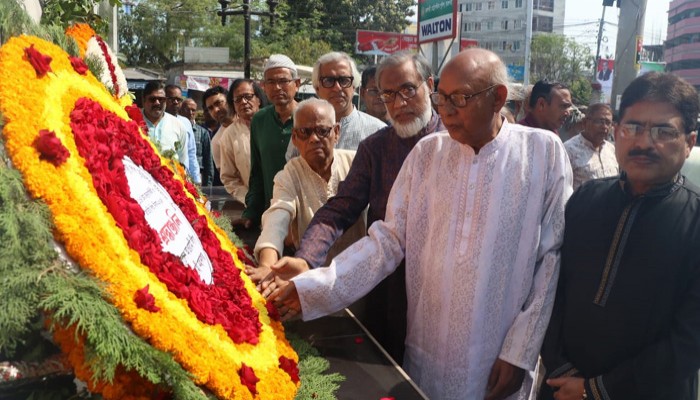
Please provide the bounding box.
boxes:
[34,130,69,165]
[238,364,259,395]
[266,301,280,322]
[69,56,88,75]
[134,285,160,312]
[279,356,300,383]
[24,44,52,77]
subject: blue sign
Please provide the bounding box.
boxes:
[507,65,524,82]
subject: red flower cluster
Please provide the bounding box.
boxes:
[238,364,259,396]
[279,356,300,383]
[124,104,148,135]
[34,129,69,165]
[134,285,160,312]
[265,300,280,322]
[68,56,88,75]
[69,97,262,344]
[24,44,52,77]
[95,36,119,95]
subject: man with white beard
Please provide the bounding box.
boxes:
[262,51,444,363]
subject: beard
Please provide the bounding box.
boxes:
[388,88,432,139]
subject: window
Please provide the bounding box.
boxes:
[534,0,554,11]
[475,22,482,31]
[466,2,473,11]
[501,20,509,30]
[532,16,553,32]
[460,3,463,11]
[486,20,494,30]
[502,41,508,51]
[515,0,523,7]
[513,41,521,50]
[465,22,473,31]
[502,0,508,8]
[488,1,495,9]
[475,2,482,11]
[513,19,522,29]
[484,42,494,50]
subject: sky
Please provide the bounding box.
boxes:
[563,0,671,57]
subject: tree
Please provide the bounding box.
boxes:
[119,0,238,68]
[41,0,121,33]
[530,33,595,104]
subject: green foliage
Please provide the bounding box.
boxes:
[0,163,58,356]
[530,33,595,105]
[41,0,121,34]
[289,335,345,400]
[119,0,228,68]
[0,0,35,44]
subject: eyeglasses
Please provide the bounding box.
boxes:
[233,93,256,103]
[379,82,425,103]
[146,96,166,103]
[167,96,183,103]
[590,118,613,126]
[430,85,497,108]
[619,123,684,142]
[320,76,354,89]
[292,125,336,140]
[264,78,295,87]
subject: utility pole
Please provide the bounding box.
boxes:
[611,0,647,111]
[523,0,534,85]
[218,0,278,79]
[594,5,606,78]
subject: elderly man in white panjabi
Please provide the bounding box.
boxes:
[269,49,572,400]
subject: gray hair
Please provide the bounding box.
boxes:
[293,98,336,126]
[376,51,433,90]
[312,52,361,90]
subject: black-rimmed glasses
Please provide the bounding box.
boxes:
[320,76,354,88]
[430,84,498,108]
[233,94,256,103]
[292,125,336,140]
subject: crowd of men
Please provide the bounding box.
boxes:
[140,48,700,400]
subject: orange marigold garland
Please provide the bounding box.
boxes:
[0,34,299,400]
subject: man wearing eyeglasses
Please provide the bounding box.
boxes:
[285,52,385,160]
[251,98,366,286]
[540,72,700,400]
[264,49,568,399]
[235,54,300,230]
[164,84,201,184]
[141,81,189,168]
[259,52,443,364]
[563,103,618,191]
[360,66,389,123]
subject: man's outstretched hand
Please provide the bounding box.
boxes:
[485,358,525,400]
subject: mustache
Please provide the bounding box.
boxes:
[627,148,660,160]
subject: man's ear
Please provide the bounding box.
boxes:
[426,76,435,93]
[492,84,508,111]
[333,123,341,143]
[686,132,697,158]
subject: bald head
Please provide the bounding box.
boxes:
[434,49,509,149]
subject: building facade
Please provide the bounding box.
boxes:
[665,0,700,90]
[457,0,566,72]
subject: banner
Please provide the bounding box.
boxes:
[418,0,457,43]
[177,75,232,92]
[596,58,614,102]
[460,39,478,51]
[356,30,418,56]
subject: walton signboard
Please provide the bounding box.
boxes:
[418,0,457,44]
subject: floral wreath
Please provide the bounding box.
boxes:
[0,33,298,399]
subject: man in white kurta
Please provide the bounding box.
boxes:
[271,49,572,400]
[213,116,251,205]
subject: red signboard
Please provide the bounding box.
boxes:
[460,39,478,51]
[356,30,418,56]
